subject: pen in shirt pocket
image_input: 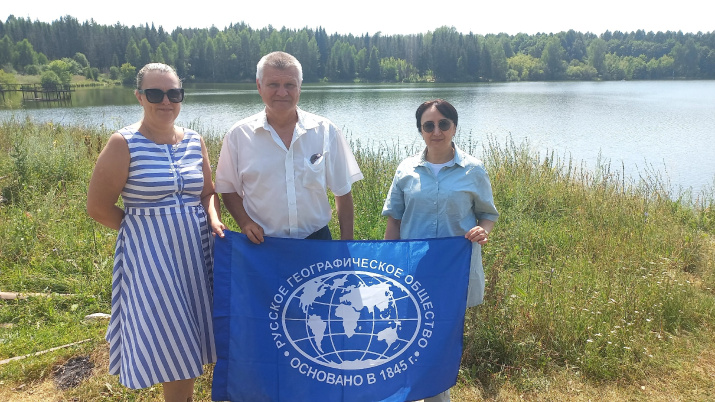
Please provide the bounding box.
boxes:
[310,153,322,164]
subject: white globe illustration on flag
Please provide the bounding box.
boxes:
[283,271,421,370]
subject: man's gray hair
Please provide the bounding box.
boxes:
[136,63,180,89]
[256,52,303,85]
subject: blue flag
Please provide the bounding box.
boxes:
[212,231,471,402]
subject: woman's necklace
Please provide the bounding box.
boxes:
[171,129,180,151]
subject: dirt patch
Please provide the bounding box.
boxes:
[52,355,94,390]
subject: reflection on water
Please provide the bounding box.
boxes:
[2,81,714,196]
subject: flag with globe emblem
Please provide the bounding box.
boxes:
[212,230,472,402]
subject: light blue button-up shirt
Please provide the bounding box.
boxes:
[382,145,499,306]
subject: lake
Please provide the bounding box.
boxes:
[2,81,714,197]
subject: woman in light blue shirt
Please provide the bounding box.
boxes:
[382,98,499,305]
[382,98,498,401]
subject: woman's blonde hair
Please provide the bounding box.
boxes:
[136,63,180,89]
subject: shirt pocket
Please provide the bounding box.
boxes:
[302,153,327,190]
[445,190,473,219]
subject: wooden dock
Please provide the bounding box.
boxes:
[0,83,73,102]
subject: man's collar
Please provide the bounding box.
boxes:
[250,107,321,133]
[296,108,321,130]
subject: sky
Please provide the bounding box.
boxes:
[2,0,713,36]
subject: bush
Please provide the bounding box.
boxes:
[61,57,84,75]
[84,67,99,81]
[47,60,72,84]
[0,68,17,85]
[120,63,136,86]
[40,70,61,89]
[109,66,120,80]
[24,64,42,75]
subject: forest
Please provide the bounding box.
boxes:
[1,14,714,84]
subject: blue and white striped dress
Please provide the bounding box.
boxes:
[106,127,216,389]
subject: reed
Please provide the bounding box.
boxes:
[0,119,713,399]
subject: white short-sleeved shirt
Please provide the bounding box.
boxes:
[215,107,363,238]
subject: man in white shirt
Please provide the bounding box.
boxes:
[215,51,363,243]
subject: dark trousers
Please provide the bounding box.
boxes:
[305,225,332,240]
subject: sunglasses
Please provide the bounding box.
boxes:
[421,119,453,133]
[138,88,185,103]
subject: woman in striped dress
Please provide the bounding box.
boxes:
[87,63,225,401]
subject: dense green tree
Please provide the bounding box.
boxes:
[261,29,285,55]
[120,62,136,86]
[139,38,152,67]
[156,42,172,65]
[563,30,587,61]
[154,46,166,63]
[73,52,89,68]
[85,66,99,80]
[365,46,381,81]
[700,49,715,77]
[587,37,607,76]
[285,31,320,82]
[455,34,481,80]
[245,32,262,80]
[145,23,159,49]
[109,65,120,80]
[0,35,14,66]
[125,38,140,67]
[430,27,460,81]
[314,27,330,78]
[511,32,541,58]
[541,36,566,79]
[14,38,36,70]
[189,31,206,78]
[649,54,675,79]
[479,39,492,80]
[501,36,515,58]
[354,48,367,78]
[61,57,83,75]
[565,60,598,80]
[670,38,699,77]
[487,37,508,81]
[175,33,189,78]
[24,64,42,74]
[205,37,216,81]
[46,59,72,84]
[164,37,177,65]
[380,57,418,82]
[211,33,231,82]
[40,70,62,89]
[625,55,648,79]
[326,40,357,81]
[507,53,543,81]
[380,57,398,81]
[604,53,627,80]
[36,53,48,65]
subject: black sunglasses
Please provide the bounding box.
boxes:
[138,88,184,103]
[421,119,453,133]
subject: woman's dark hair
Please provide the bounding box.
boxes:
[415,99,458,132]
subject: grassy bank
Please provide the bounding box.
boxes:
[1,118,714,400]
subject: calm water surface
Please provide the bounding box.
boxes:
[2,81,714,196]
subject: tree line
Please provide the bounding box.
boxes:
[1,14,714,85]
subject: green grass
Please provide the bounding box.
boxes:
[0,118,714,399]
